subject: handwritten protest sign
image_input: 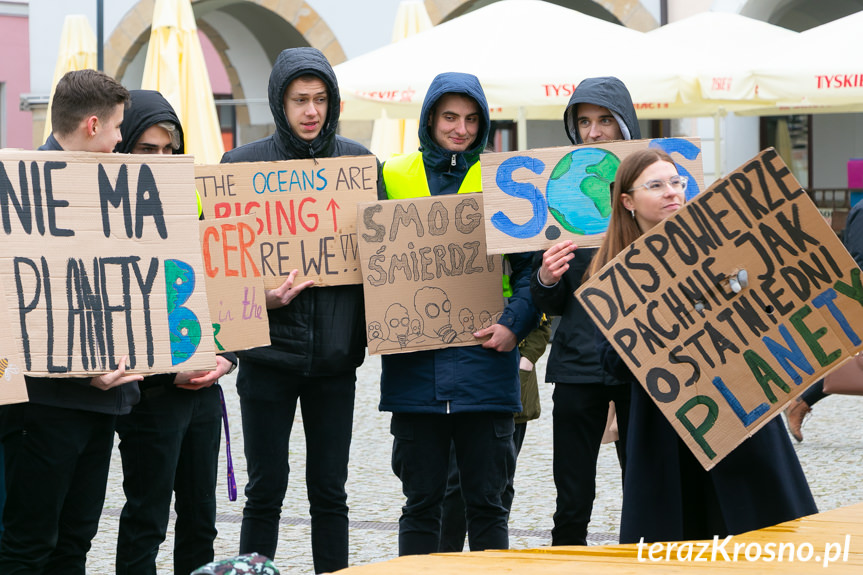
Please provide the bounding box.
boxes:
[576,149,863,470]
[199,214,270,353]
[0,284,28,404]
[0,151,216,376]
[357,194,503,355]
[481,138,704,254]
[195,156,378,288]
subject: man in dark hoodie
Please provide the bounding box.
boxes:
[113,89,237,575]
[530,76,640,546]
[0,69,144,574]
[379,72,538,556]
[220,47,378,574]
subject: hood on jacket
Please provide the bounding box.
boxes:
[418,72,490,168]
[115,90,184,154]
[563,76,640,145]
[268,47,340,159]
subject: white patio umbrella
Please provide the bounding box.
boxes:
[369,0,432,160]
[742,11,863,115]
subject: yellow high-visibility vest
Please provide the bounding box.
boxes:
[382,151,481,199]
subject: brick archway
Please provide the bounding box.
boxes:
[423,0,658,30]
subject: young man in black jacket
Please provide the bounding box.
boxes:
[220,47,379,574]
[113,89,236,575]
[0,69,144,574]
[530,76,639,546]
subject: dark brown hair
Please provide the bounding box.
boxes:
[51,69,130,136]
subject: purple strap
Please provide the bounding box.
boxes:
[219,385,238,501]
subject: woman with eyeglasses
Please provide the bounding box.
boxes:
[589,148,817,544]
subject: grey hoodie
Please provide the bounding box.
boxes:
[563,76,641,144]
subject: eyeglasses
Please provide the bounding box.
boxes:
[629,175,688,193]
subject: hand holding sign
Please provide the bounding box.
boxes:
[89,355,144,390]
[266,269,315,309]
[539,240,577,286]
[474,323,518,353]
[175,355,234,390]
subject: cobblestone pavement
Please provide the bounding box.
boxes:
[86,351,863,574]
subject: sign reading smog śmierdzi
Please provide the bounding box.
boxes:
[358,194,503,355]
[0,151,216,376]
[576,148,863,470]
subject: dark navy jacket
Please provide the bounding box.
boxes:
[379,72,538,414]
[221,47,377,376]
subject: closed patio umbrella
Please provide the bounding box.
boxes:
[43,15,98,142]
[141,0,225,163]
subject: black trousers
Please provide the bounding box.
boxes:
[115,384,222,575]
[0,402,116,574]
[551,382,630,546]
[391,412,515,556]
[236,362,356,575]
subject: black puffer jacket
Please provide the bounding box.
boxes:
[221,47,379,375]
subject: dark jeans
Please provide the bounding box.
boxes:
[802,379,827,406]
[552,382,630,546]
[439,421,527,552]
[237,363,355,574]
[115,384,222,575]
[390,412,515,556]
[0,402,116,574]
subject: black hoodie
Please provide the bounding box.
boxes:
[221,47,377,375]
[531,76,640,386]
[115,89,185,154]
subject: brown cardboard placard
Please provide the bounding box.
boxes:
[357,193,504,355]
[576,148,863,470]
[0,279,28,404]
[481,138,704,254]
[195,156,378,288]
[199,214,270,353]
[0,150,216,376]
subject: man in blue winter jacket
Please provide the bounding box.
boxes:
[379,72,538,556]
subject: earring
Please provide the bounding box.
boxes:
[629,209,635,219]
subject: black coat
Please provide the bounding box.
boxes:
[599,336,818,543]
[221,47,380,375]
[530,248,623,385]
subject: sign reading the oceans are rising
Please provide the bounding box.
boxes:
[576,149,863,470]
[481,138,704,254]
[0,151,216,376]
[195,157,378,288]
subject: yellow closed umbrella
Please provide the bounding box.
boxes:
[141,0,225,164]
[369,0,432,160]
[43,15,98,143]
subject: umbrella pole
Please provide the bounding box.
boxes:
[714,110,723,180]
[517,107,527,151]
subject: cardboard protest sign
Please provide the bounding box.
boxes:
[576,148,863,470]
[199,215,270,353]
[195,156,378,288]
[0,151,216,376]
[358,193,503,355]
[0,284,28,404]
[481,138,704,254]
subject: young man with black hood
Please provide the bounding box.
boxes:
[530,76,639,546]
[379,72,538,556]
[0,69,144,574]
[220,47,379,574]
[113,89,237,575]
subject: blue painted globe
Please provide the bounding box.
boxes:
[546,147,620,235]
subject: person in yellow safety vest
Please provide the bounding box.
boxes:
[377,71,540,556]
